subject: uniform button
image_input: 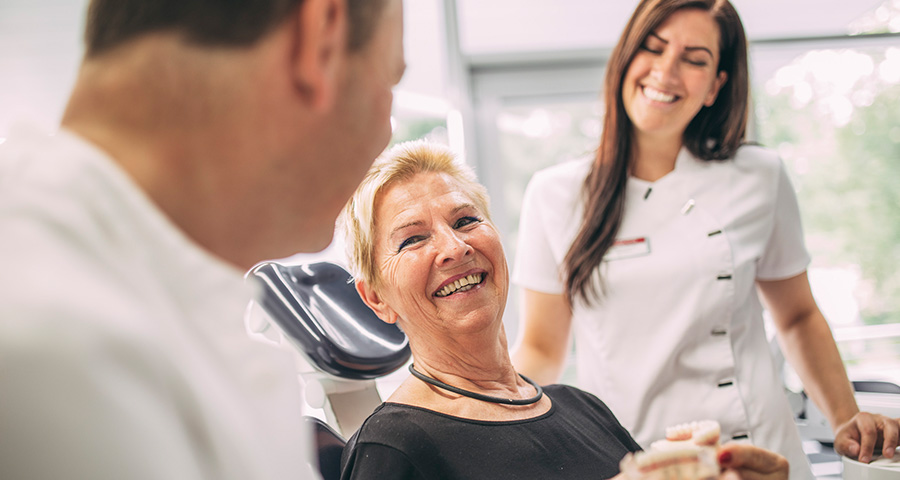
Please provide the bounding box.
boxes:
[680,199,695,215]
[717,380,734,388]
[711,328,728,336]
[731,433,750,441]
[708,230,723,237]
[716,274,732,280]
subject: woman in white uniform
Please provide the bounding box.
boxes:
[512,1,900,478]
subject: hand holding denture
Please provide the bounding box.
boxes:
[619,420,722,479]
[619,420,788,480]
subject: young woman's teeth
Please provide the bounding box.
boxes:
[436,274,484,298]
[644,86,675,103]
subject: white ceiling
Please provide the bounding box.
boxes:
[455,0,889,55]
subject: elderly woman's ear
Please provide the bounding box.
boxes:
[356,279,399,324]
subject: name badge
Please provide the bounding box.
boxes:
[604,237,650,261]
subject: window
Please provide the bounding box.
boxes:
[752,36,900,385]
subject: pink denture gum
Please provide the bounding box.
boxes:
[619,420,721,480]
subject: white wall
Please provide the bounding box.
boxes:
[0,0,88,137]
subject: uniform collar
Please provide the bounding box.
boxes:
[628,146,697,189]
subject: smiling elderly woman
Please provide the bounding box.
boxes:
[336,140,788,480]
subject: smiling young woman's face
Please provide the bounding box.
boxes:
[366,171,508,338]
[622,8,728,144]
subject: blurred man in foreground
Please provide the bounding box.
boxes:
[0,0,404,478]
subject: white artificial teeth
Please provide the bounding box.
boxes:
[436,274,484,297]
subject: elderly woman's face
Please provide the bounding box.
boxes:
[365,171,509,336]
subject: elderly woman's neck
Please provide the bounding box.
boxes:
[410,330,519,385]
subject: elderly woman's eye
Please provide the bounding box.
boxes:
[454,216,482,229]
[398,235,425,252]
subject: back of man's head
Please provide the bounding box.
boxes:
[84,0,388,57]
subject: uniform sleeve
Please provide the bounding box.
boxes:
[756,159,811,280]
[511,173,566,295]
[341,442,425,480]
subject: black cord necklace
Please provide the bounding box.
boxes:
[408,363,543,406]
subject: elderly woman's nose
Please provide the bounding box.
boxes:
[434,228,472,265]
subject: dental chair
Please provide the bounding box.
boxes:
[245,261,411,478]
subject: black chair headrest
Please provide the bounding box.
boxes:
[248,261,410,380]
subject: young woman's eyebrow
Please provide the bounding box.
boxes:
[648,31,714,57]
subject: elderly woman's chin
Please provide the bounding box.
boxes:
[394,288,502,341]
[445,299,507,333]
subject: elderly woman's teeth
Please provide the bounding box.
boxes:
[436,274,484,297]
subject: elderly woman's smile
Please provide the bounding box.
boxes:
[434,272,487,298]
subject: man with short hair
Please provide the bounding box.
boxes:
[0,0,404,478]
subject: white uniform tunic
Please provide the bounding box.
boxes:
[0,125,318,479]
[513,146,814,479]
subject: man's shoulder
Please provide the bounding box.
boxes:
[0,202,170,354]
[0,250,166,348]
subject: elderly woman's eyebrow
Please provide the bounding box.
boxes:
[390,220,424,239]
[451,203,477,215]
[388,203,478,238]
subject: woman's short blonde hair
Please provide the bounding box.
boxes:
[338,140,490,290]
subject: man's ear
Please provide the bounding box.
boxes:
[356,279,400,325]
[290,0,348,112]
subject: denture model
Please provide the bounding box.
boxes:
[619,420,721,480]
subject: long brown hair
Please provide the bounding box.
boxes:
[563,0,749,305]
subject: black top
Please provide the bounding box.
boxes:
[340,385,641,479]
